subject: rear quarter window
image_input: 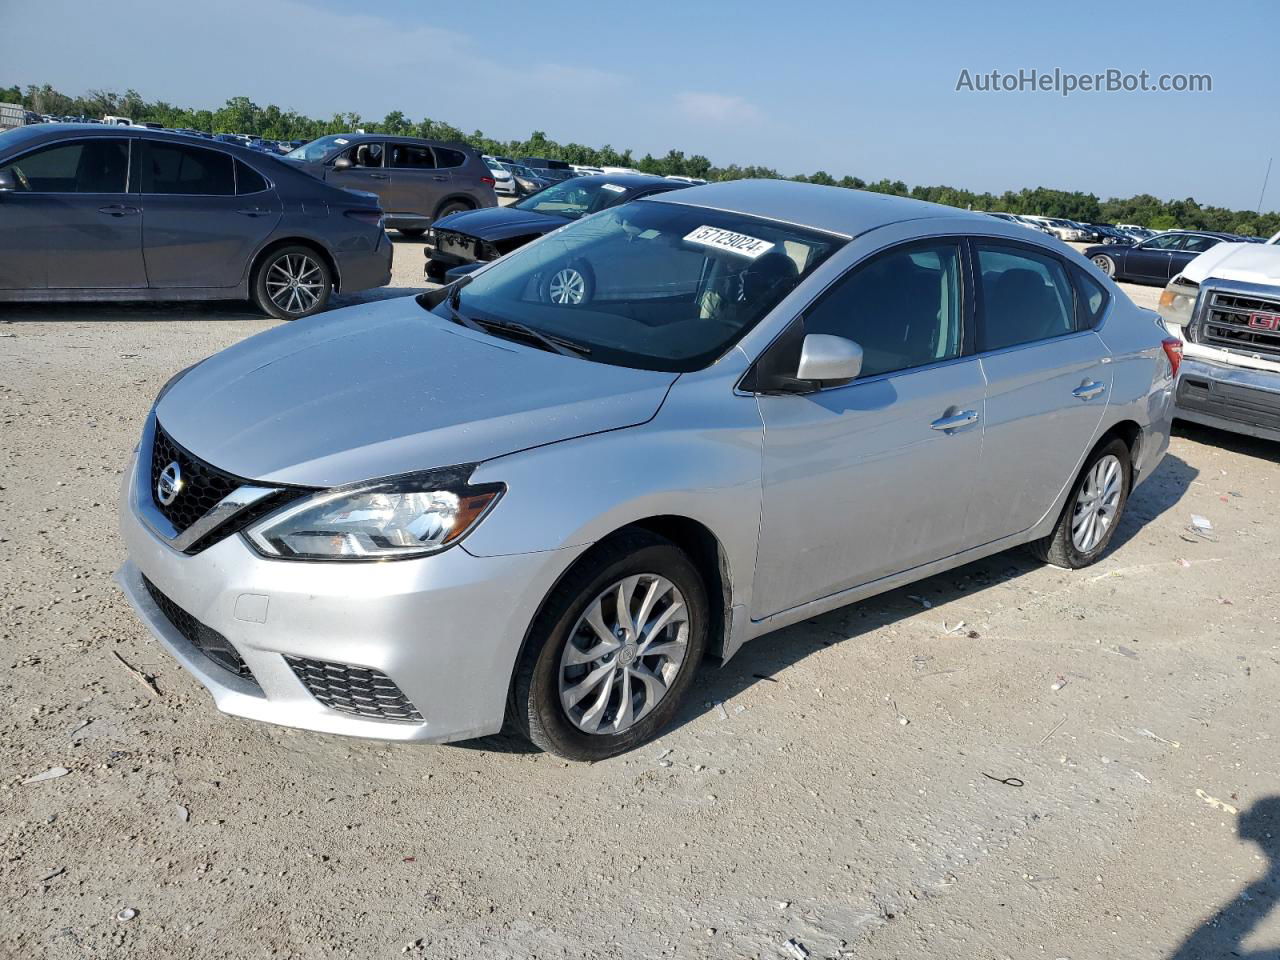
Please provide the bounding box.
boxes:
[235,160,269,195]
[434,148,467,169]
[1072,265,1110,329]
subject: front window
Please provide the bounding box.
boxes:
[428,201,844,372]
[513,179,634,220]
[0,139,129,193]
[1141,233,1183,250]
[285,134,352,163]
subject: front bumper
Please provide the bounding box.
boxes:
[1174,356,1280,442]
[115,447,583,743]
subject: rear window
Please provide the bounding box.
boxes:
[390,144,436,169]
[976,244,1076,351]
[143,142,235,196]
[235,160,269,194]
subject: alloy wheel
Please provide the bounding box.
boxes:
[1091,255,1115,277]
[558,574,689,735]
[548,267,587,305]
[1071,454,1123,553]
[265,253,325,315]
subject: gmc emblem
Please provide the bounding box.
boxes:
[1248,312,1280,331]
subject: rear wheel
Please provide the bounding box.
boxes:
[1029,438,1131,568]
[511,531,708,761]
[398,228,426,239]
[252,245,331,321]
[434,200,472,221]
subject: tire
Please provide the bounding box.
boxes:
[539,260,595,306]
[511,530,709,761]
[1091,254,1116,278]
[424,259,449,283]
[434,200,472,221]
[1029,438,1132,569]
[398,228,426,239]
[252,245,332,321]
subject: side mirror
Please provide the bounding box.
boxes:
[796,334,863,387]
[332,156,353,171]
[0,170,15,193]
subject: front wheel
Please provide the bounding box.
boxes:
[253,246,332,321]
[1029,438,1131,568]
[511,531,709,761]
[1091,254,1116,278]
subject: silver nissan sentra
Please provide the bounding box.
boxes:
[116,179,1179,760]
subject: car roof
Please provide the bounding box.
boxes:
[645,178,987,238]
[572,172,684,190]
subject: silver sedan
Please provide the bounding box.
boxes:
[116,180,1179,760]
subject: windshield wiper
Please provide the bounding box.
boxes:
[419,278,590,358]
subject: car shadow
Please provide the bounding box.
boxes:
[1174,420,1280,465]
[462,451,1198,757]
[1167,797,1280,959]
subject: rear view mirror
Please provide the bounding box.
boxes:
[796,334,863,387]
[333,156,353,171]
[0,170,15,192]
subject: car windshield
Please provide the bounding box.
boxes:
[514,179,639,219]
[428,201,844,372]
[285,134,352,163]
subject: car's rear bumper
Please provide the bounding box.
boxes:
[1174,357,1280,442]
[335,230,393,293]
[115,449,583,743]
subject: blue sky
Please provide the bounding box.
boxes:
[3,0,1277,211]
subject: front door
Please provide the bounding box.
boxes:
[0,136,145,289]
[966,241,1112,543]
[138,141,281,288]
[327,141,390,205]
[752,239,984,618]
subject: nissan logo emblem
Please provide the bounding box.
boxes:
[157,461,184,506]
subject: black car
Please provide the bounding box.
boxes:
[425,173,691,280]
[0,124,391,319]
[1086,223,1135,246]
[1083,230,1242,285]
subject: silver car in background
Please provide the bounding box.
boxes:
[116,180,1178,760]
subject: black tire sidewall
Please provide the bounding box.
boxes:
[435,201,471,221]
[518,535,708,761]
[1057,438,1132,566]
[398,228,426,239]
[253,246,332,321]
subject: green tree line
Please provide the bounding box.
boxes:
[6,82,1277,237]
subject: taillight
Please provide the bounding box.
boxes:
[1161,337,1183,378]
[480,176,495,187]
[345,209,383,227]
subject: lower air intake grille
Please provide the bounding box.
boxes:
[142,576,258,686]
[285,656,423,723]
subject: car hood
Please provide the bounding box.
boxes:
[155,297,677,487]
[433,205,569,242]
[1180,242,1280,286]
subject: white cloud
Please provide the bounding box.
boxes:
[672,91,764,126]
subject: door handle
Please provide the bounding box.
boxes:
[432,175,448,182]
[98,204,140,217]
[1072,380,1106,400]
[236,208,266,217]
[369,173,389,180]
[930,410,980,432]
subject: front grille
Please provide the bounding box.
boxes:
[285,656,423,723]
[150,423,247,533]
[1194,291,1280,361]
[142,576,259,686]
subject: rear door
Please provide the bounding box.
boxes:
[385,142,446,219]
[966,240,1112,544]
[1170,234,1224,276]
[139,141,281,288]
[0,136,145,289]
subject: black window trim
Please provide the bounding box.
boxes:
[139,139,239,198]
[967,235,1095,356]
[0,135,134,195]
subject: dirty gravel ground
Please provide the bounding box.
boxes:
[2,238,1279,960]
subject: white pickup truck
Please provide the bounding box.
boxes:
[1157,231,1280,442]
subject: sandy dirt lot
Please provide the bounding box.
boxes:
[2,236,1278,960]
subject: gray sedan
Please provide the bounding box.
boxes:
[0,124,391,319]
[116,180,1178,760]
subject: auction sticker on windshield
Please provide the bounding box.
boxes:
[601,183,626,193]
[684,225,775,259]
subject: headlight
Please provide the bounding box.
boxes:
[245,469,503,561]
[1158,276,1200,334]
